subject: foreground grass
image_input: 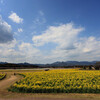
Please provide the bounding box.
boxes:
[8,69,100,93]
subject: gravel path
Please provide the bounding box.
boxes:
[0,75,17,89]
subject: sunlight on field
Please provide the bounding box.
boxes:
[9,69,100,93]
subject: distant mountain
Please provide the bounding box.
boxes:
[17,62,32,65]
[0,61,98,68]
[0,62,8,64]
[0,62,39,69]
[44,61,98,67]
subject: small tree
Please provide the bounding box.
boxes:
[89,66,92,70]
[94,61,100,70]
[83,66,86,70]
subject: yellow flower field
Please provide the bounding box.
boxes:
[9,69,100,93]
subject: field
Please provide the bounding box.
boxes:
[0,73,6,80]
[9,69,100,93]
[0,69,100,100]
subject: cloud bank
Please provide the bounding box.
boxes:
[18,28,23,32]
[0,16,13,43]
[33,11,46,25]
[32,23,100,63]
[0,22,100,64]
[32,23,84,49]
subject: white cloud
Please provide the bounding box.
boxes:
[39,36,100,63]
[0,15,13,43]
[33,18,46,25]
[0,36,100,64]
[39,11,44,16]
[32,23,84,49]
[0,40,42,63]
[33,11,46,25]
[0,39,17,56]
[18,28,23,32]
[8,12,23,23]
[18,42,40,56]
[0,21,100,64]
[31,23,100,63]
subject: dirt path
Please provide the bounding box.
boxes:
[0,75,17,89]
[0,94,100,100]
[0,74,22,99]
[0,97,90,100]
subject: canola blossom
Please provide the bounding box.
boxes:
[9,69,100,93]
[0,73,6,80]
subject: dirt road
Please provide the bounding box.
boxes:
[0,94,100,100]
[0,97,90,100]
[0,75,17,89]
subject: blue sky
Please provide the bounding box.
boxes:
[0,0,100,64]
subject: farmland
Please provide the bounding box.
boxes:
[9,69,100,93]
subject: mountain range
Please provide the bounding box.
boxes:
[0,61,97,67]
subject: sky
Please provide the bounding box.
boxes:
[0,0,100,64]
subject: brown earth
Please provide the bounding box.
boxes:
[0,75,17,89]
[0,97,92,100]
[0,94,100,100]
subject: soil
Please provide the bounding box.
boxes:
[0,97,89,100]
[0,75,17,89]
